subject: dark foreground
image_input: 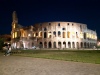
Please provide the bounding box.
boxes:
[0,55,100,75]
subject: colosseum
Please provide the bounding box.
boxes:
[11,11,97,49]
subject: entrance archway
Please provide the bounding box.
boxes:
[58,42,61,48]
[72,42,75,48]
[39,42,43,48]
[80,42,83,48]
[68,42,71,48]
[63,42,66,48]
[48,42,52,48]
[53,42,56,48]
[44,42,47,48]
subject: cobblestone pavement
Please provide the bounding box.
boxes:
[0,55,100,75]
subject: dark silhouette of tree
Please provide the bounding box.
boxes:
[0,38,4,50]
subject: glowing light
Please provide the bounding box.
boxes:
[15,32,17,38]
[13,33,14,38]
[28,34,31,36]
[86,33,89,38]
[72,32,75,38]
[23,33,25,37]
[48,32,51,38]
[80,32,83,38]
[39,31,42,37]
[34,33,36,37]
[67,31,70,38]
[13,24,15,28]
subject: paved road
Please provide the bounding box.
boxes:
[0,55,100,75]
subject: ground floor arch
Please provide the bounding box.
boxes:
[53,42,56,48]
[39,42,43,48]
[58,42,61,48]
[68,42,71,48]
[44,42,47,48]
[72,42,75,48]
[80,42,83,48]
[11,40,96,49]
[63,41,66,48]
[48,42,52,48]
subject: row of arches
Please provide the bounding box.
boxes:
[11,41,96,49]
[43,31,85,39]
[39,41,96,48]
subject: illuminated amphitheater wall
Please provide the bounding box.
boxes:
[11,11,97,49]
[33,22,97,49]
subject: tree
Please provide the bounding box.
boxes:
[0,38,4,50]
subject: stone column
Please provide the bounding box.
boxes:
[75,42,77,49]
[51,41,53,48]
[47,41,48,48]
[43,41,44,48]
[70,41,72,48]
[61,41,63,49]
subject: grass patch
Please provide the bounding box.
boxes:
[5,50,100,64]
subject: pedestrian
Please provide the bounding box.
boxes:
[4,46,12,56]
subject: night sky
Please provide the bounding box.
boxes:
[0,0,100,38]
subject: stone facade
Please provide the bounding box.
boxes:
[11,11,97,49]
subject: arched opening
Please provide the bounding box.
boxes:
[48,32,51,38]
[58,42,61,48]
[88,43,90,48]
[84,33,86,39]
[39,42,43,48]
[67,31,70,38]
[53,42,56,48]
[63,32,66,38]
[20,41,23,48]
[44,32,47,38]
[72,42,75,48]
[25,42,31,49]
[63,42,66,48]
[36,33,38,37]
[39,32,42,37]
[53,31,56,37]
[16,42,20,49]
[14,42,17,49]
[68,42,71,48]
[76,32,78,38]
[44,27,47,31]
[87,42,89,48]
[48,42,52,48]
[76,42,79,49]
[80,42,83,48]
[32,42,34,47]
[44,42,47,48]
[58,31,61,37]
[84,42,86,48]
